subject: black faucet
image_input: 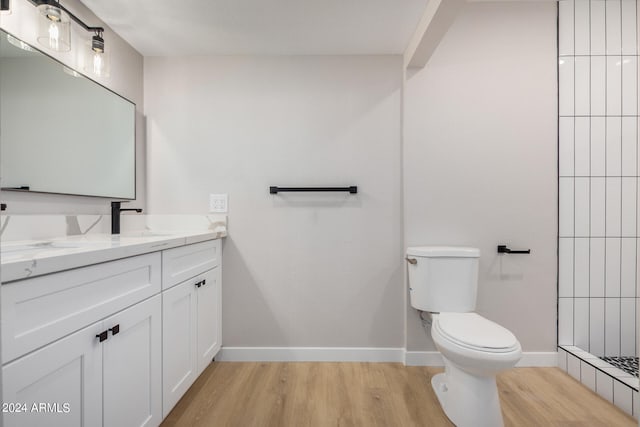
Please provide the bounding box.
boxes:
[111,201,142,234]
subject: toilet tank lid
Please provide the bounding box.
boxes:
[406,246,480,258]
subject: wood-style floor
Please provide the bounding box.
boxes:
[161,362,636,427]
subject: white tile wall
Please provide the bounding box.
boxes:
[606,57,622,115]
[621,0,638,55]
[590,298,605,356]
[622,57,638,115]
[621,238,637,296]
[574,1,590,55]
[559,178,574,237]
[568,352,582,381]
[575,179,590,236]
[575,58,591,116]
[605,238,621,297]
[605,298,621,355]
[590,240,606,297]
[591,118,607,176]
[574,118,590,176]
[559,238,574,297]
[559,58,575,116]
[591,1,607,55]
[575,298,590,349]
[558,10,639,418]
[622,118,637,176]
[606,0,622,55]
[621,179,637,236]
[559,117,574,176]
[596,369,614,402]
[591,179,606,236]
[574,239,590,296]
[558,1,574,56]
[559,298,574,345]
[558,347,568,371]
[614,380,634,415]
[605,179,621,236]
[581,361,597,391]
[620,298,636,355]
[592,56,607,116]
[606,118,622,176]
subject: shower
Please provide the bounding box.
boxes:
[557,0,639,387]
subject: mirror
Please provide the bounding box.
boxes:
[0,30,136,199]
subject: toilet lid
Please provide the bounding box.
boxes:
[436,313,519,351]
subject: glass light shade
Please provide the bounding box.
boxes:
[84,47,110,78]
[36,4,71,52]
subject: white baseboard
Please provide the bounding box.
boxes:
[217,347,405,363]
[218,347,558,368]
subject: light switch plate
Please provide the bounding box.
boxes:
[209,194,228,213]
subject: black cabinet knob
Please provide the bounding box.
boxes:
[109,324,120,336]
[96,331,108,342]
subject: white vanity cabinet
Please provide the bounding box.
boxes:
[3,295,162,427]
[161,239,222,417]
[1,253,163,427]
[1,235,222,426]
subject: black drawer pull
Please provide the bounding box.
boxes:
[109,324,120,336]
[195,280,203,288]
[202,279,206,286]
[96,331,108,342]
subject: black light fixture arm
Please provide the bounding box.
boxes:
[28,0,104,33]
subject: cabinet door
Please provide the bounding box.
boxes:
[162,279,197,418]
[2,322,103,427]
[103,295,162,427]
[196,267,222,375]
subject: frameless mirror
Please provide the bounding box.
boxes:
[0,30,135,199]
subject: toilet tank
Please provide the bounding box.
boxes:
[406,246,480,313]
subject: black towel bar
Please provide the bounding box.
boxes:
[497,245,531,254]
[270,186,357,194]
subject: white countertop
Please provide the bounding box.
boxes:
[1,229,226,283]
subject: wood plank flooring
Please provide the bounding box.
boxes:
[161,363,636,427]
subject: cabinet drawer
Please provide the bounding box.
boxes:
[2,252,161,363]
[162,239,220,290]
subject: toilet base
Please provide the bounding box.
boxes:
[431,359,505,427]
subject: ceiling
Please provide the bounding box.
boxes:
[79,0,430,56]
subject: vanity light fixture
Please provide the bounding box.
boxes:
[36,2,71,51]
[85,29,110,77]
[28,1,107,76]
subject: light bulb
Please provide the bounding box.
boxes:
[48,22,60,50]
[92,52,104,76]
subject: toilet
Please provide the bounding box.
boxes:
[406,246,521,427]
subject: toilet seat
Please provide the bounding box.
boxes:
[433,312,519,353]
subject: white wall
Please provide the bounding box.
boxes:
[145,56,405,348]
[404,2,558,352]
[0,0,144,214]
